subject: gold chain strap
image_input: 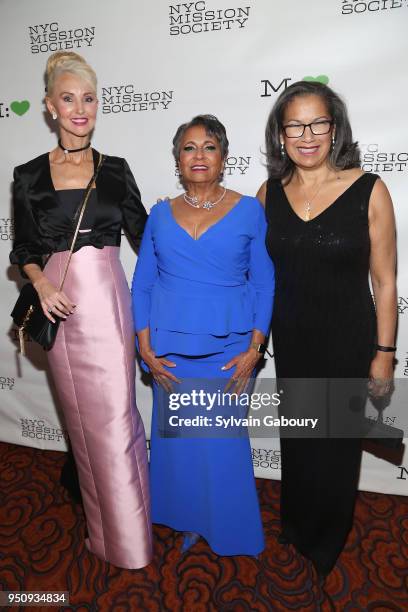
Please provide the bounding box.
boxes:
[18,152,104,354]
[59,152,103,290]
[19,305,34,355]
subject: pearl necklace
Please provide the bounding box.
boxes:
[183,187,226,211]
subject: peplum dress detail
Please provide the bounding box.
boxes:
[132,196,275,555]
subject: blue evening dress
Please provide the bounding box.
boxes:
[131,196,275,555]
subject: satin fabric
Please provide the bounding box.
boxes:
[10,149,147,273]
[46,246,152,569]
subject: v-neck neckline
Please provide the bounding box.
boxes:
[281,174,366,224]
[166,195,245,241]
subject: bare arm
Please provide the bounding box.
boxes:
[23,263,75,323]
[368,179,397,389]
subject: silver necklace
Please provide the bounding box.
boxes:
[183,187,226,211]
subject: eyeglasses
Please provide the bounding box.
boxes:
[282,120,333,138]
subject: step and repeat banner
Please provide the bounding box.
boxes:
[0,0,407,494]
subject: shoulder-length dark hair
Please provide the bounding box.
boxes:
[172,114,229,162]
[265,81,360,182]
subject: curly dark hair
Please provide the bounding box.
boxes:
[265,81,361,181]
[172,114,229,162]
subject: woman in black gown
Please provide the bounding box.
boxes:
[257,81,397,578]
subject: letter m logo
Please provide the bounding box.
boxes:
[260,78,292,97]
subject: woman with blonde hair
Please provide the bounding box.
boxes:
[10,51,152,569]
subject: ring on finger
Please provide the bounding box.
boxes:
[369,377,392,388]
[47,306,54,313]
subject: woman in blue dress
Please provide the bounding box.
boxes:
[132,115,275,556]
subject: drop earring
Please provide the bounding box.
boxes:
[175,164,183,190]
[177,173,184,190]
[52,112,57,120]
[280,142,286,158]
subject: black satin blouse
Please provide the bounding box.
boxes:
[10,148,147,273]
[56,189,98,230]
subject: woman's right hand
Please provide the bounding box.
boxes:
[140,348,180,392]
[33,276,76,323]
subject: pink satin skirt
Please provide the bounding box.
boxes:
[45,246,152,569]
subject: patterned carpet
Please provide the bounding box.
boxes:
[0,441,407,612]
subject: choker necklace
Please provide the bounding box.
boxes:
[58,139,91,155]
[183,187,226,211]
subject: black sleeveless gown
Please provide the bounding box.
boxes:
[265,173,378,576]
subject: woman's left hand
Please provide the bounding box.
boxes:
[222,348,262,395]
[368,353,395,397]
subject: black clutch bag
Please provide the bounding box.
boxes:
[11,282,61,352]
[11,153,104,354]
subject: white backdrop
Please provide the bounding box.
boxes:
[1,0,407,494]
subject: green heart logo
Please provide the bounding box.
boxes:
[10,100,30,116]
[302,75,329,85]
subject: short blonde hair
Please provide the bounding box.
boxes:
[46,51,97,95]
